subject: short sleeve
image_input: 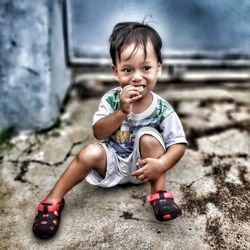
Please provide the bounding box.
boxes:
[160,112,187,148]
[92,88,121,125]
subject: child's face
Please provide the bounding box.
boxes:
[112,41,162,96]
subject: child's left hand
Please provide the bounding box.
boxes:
[131,158,163,183]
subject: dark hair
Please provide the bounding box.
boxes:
[109,21,162,66]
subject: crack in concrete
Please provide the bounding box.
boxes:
[168,177,207,188]
[173,96,250,151]
[202,153,249,167]
[184,176,208,188]
[11,140,85,183]
[167,180,183,186]
[198,98,250,107]
[13,160,29,183]
[186,119,250,150]
[10,134,42,161]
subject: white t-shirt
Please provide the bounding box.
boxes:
[93,87,187,157]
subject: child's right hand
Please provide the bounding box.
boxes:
[119,85,142,114]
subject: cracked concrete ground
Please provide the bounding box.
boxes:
[0,82,250,250]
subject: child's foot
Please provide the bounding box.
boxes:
[32,198,65,239]
[147,190,182,221]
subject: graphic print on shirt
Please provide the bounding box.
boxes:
[101,88,174,157]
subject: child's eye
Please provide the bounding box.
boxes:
[122,68,132,73]
[143,66,151,71]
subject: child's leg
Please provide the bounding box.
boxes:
[43,143,107,203]
[139,134,166,193]
[139,134,182,221]
[33,143,107,239]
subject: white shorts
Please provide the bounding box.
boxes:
[85,127,166,187]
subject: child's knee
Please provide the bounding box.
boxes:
[139,134,163,150]
[76,144,105,166]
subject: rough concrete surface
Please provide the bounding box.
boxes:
[0,82,250,249]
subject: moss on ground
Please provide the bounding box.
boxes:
[0,127,15,154]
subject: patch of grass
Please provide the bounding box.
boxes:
[0,127,15,158]
[49,130,61,138]
[0,127,15,144]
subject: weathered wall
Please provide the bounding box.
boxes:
[0,0,70,131]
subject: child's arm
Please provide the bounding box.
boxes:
[93,85,141,139]
[93,109,127,139]
[131,143,186,182]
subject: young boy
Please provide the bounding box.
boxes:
[33,22,187,239]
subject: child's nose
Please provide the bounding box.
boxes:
[131,70,143,82]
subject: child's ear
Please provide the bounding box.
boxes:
[157,63,162,78]
[112,64,119,81]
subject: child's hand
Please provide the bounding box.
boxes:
[119,85,142,114]
[131,158,163,183]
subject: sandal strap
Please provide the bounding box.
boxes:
[147,191,173,202]
[38,199,64,212]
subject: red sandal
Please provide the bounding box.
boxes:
[147,190,182,221]
[32,198,65,239]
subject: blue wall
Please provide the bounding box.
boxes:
[67,0,250,61]
[0,0,70,131]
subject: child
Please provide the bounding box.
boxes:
[33,21,187,239]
